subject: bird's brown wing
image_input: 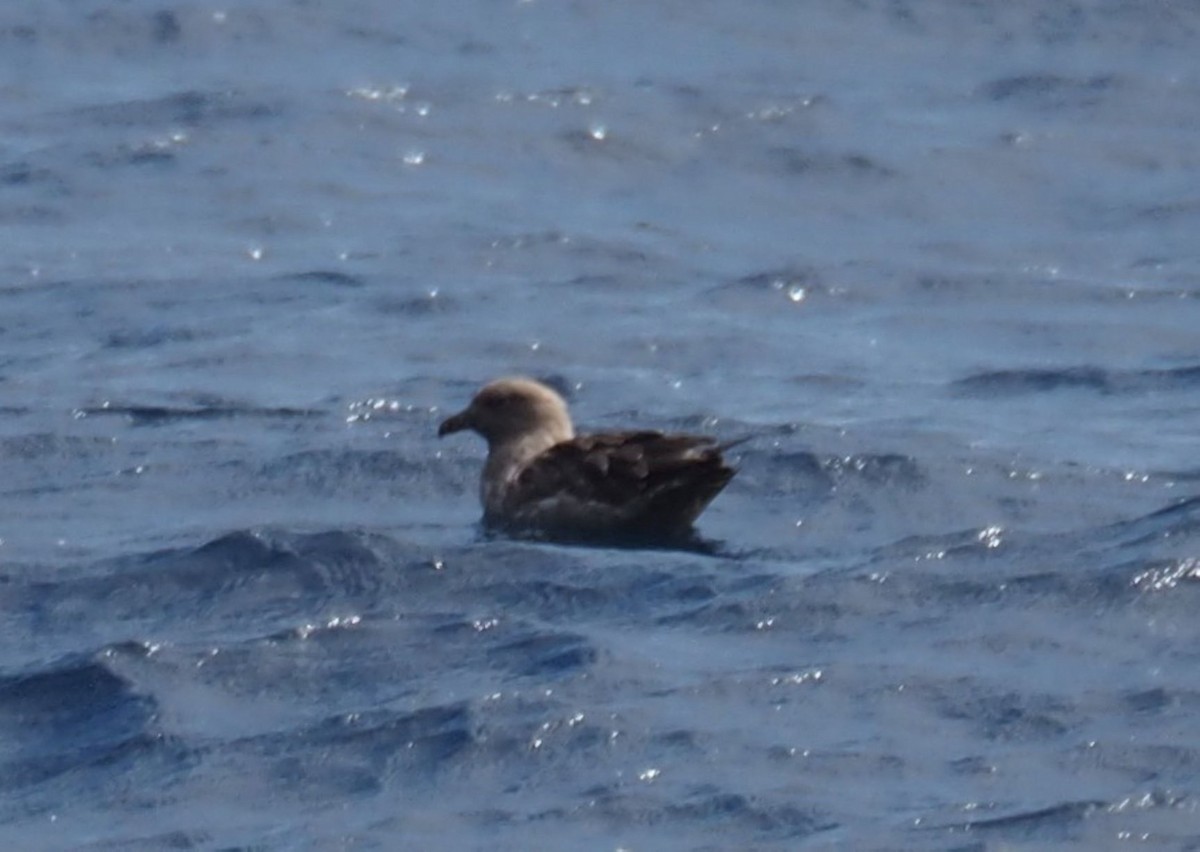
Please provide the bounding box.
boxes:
[502,430,736,535]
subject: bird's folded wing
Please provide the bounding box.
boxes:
[509,430,725,509]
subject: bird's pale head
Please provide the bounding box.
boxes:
[438,377,574,447]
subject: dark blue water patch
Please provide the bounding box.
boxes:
[1075,741,1200,789]
[951,366,1110,395]
[1028,4,1093,43]
[1100,494,1200,552]
[558,273,624,290]
[484,518,734,555]
[86,142,178,170]
[249,449,450,495]
[730,266,823,292]
[931,799,1107,843]
[149,10,182,44]
[0,161,64,189]
[1152,465,1200,484]
[979,74,1120,108]
[580,785,828,843]
[474,562,731,627]
[555,232,669,270]
[826,453,926,488]
[79,829,207,852]
[699,266,839,314]
[183,528,317,572]
[253,700,477,790]
[369,290,460,316]
[768,148,895,179]
[647,415,764,441]
[861,497,1200,609]
[475,577,619,619]
[0,204,66,225]
[18,529,418,652]
[275,269,365,288]
[166,529,409,605]
[649,728,706,755]
[935,684,1075,743]
[653,584,785,633]
[0,651,159,790]
[72,90,281,131]
[912,271,1022,297]
[341,21,408,47]
[665,791,824,839]
[737,448,926,501]
[871,526,1003,563]
[1102,364,1200,393]
[33,527,299,599]
[315,701,474,765]
[950,364,1200,397]
[721,449,824,497]
[1,432,130,478]
[1121,686,1176,715]
[558,128,659,163]
[71,7,189,49]
[486,629,597,679]
[1137,198,1200,224]
[76,402,321,426]
[102,326,201,350]
[2,24,36,44]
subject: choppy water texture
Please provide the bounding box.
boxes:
[2,1,1199,848]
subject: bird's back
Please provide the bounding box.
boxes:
[491,430,738,538]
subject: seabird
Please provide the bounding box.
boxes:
[438,377,740,540]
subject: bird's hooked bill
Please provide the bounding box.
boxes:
[438,409,471,436]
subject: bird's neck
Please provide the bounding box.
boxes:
[481,424,572,514]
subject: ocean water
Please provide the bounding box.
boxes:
[2,0,1199,848]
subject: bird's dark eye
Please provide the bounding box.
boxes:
[481,394,507,409]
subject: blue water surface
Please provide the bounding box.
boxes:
[2,1,1199,848]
